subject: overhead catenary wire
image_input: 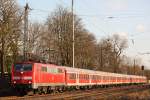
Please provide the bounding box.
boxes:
[29,7,150,18]
[24,1,150,46]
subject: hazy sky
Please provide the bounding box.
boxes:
[18,0,150,68]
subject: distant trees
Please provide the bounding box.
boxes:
[75,32,96,69]
[110,34,128,73]
[46,7,75,66]
[0,3,147,76]
[95,38,113,71]
[44,7,96,68]
[27,22,45,61]
[95,34,128,73]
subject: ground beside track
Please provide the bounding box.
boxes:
[1,84,150,100]
[0,78,18,98]
[107,89,150,100]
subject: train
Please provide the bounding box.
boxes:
[11,61,147,94]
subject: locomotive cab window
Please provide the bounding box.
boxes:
[14,64,32,72]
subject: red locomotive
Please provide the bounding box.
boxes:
[11,61,147,94]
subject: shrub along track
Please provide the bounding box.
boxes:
[1,84,150,100]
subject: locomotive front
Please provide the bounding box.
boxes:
[11,62,33,90]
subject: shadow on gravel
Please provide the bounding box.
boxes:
[0,77,19,97]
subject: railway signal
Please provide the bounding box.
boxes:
[23,2,29,61]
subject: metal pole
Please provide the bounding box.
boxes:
[23,3,29,61]
[72,0,75,68]
[133,59,135,75]
[100,45,103,70]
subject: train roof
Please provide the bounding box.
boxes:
[62,66,146,78]
[14,62,146,78]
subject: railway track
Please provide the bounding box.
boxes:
[1,84,150,100]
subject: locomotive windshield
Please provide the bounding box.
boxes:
[14,64,32,72]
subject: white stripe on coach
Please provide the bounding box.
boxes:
[14,76,20,80]
[23,76,32,80]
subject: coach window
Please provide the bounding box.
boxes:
[58,69,63,73]
[41,66,47,72]
[96,75,98,80]
[93,75,95,80]
[79,74,83,79]
[51,68,58,73]
[98,76,100,80]
[69,73,76,79]
[82,74,84,79]
[106,76,108,81]
[99,76,100,80]
[79,74,81,79]
[81,74,83,79]
[104,76,106,81]
[87,75,89,80]
[92,75,94,80]
[85,74,87,80]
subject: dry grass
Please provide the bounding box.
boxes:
[106,90,150,100]
[126,90,150,100]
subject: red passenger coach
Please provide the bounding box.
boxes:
[64,67,78,86]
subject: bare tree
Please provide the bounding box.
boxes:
[26,22,45,60]
[110,34,128,73]
[0,0,22,76]
[75,31,96,69]
[45,6,97,68]
[95,38,114,72]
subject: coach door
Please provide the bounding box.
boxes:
[76,72,79,85]
[65,70,67,85]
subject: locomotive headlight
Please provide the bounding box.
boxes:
[28,81,32,84]
[13,81,16,84]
